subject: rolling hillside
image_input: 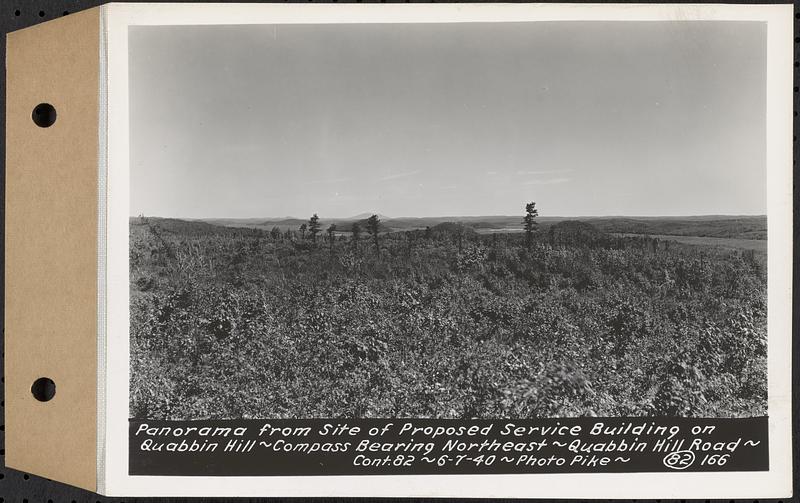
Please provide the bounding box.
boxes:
[196,214,766,240]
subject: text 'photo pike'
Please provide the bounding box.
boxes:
[128,21,768,421]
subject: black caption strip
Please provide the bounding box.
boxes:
[129,417,768,476]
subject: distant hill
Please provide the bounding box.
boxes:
[548,220,605,245]
[348,212,390,220]
[430,222,478,235]
[259,218,307,228]
[202,217,306,229]
[588,216,766,240]
[190,214,766,240]
[130,217,263,237]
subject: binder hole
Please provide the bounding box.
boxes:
[31,377,56,402]
[32,103,56,128]
[14,9,20,16]
[38,10,44,17]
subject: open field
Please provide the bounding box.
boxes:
[130,216,767,420]
[589,216,766,240]
[615,233,767,253]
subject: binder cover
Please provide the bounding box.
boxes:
[6,7,101,492]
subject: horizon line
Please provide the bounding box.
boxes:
[130,213,768,220]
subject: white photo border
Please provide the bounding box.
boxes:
[102,2,793,497]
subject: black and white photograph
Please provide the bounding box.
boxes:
[3,1,792,497]
[127,19,771,422]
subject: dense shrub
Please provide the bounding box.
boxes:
[129,218,767,419]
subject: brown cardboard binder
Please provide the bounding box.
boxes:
[6,7,101,492]
[3,2,794,498]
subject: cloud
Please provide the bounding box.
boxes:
[516,169,574,176]
[309,177,350,184]
[486,171,498,176]
[380,170,421,181]
[523,177,571,185]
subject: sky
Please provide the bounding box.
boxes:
[129,21,766,219]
